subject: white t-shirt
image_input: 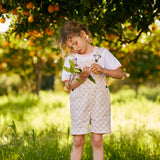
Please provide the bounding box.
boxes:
[62,46,121,82]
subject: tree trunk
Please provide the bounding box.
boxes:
[131,83,139,98]
[135,84,139,98]
[35,62,42,96]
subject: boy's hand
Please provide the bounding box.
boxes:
[91,63,103,74]
[79,66,91,79]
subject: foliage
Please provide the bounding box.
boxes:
[0,87,160,159]
[0,34,63,95]
[0,0,160,44]
[100,23,160,95]
[119,26,160,94]
[0,0,160,95]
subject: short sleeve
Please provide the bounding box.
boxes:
[62,56,71,82]
[103,48,122,70]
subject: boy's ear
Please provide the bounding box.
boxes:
[80,30,86,38]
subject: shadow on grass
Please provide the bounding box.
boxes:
[0,94,39,120]
[140,90,160,102]
[1,122,160,160]
[111,86,160,105]
[0,93,66,121]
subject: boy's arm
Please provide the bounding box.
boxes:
[91,63,124,79]
[65,76,86,90]
[65,66,91,90]
[101,67,124,79]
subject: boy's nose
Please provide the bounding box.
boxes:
[73,46,78,52]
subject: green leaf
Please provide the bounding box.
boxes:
[70,66,74,74]
[88,75,96,84]
[76,78,83,84]
[73,68,81,73]
[63,66,71,73]
[69,59,75,69]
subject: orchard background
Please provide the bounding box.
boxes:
[0,1,160,159]
[0,0,160,95]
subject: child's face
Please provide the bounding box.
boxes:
[65,32,88,54]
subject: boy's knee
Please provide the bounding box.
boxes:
[73,136,85,149]
[92,135,103,149]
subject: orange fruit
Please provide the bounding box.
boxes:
[54,4,60,11]
[156,65,160,70]
[28,15,34,23]
[45,28,54,35]
[110,33,115,39]
[144,70,149,75]
[1,8,7,13]
[40,13,43,16]
[47,18,50,22]
[53,19,57,23]
[11,8,18,15]
[0,17,5,23]
[94,71,99,74]
[47,29,54,35]
[16,34,21,39]
[24,11,30,16]
[26,1,33,9]
[33,30,39,35]
[28,41,34,46]
[29,50,36,57]
[48,4,54,13]
[3,41,10,48]
[0,4,2,10]
[91,67,99,74]
[104,41,109,47]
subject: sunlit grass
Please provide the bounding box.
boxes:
[0,86,160,160]
[111,87,160,133]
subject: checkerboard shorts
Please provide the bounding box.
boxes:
[70,77,111,135]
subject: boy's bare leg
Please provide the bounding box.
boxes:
[91,133,104,160]
[71,135,85,160]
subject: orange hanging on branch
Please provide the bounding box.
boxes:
[54,4,60,11]
[26,1,34,9]
[0,17,5,23]
[48,4,54,13]
[11,8,18,15]
[1,8,7,13]
[0,4,2,10]
[45,28,54,35]
[28,15,34,23]
[28,40,34,47]
[3,41,10,48]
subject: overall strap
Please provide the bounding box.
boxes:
[93,47,104,63]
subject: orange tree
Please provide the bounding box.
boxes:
[0,34,62,95]
[0,0,160,44]
[0,0,160,95]
[109,23,160,95]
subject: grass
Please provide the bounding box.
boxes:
[0,86,160,160]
